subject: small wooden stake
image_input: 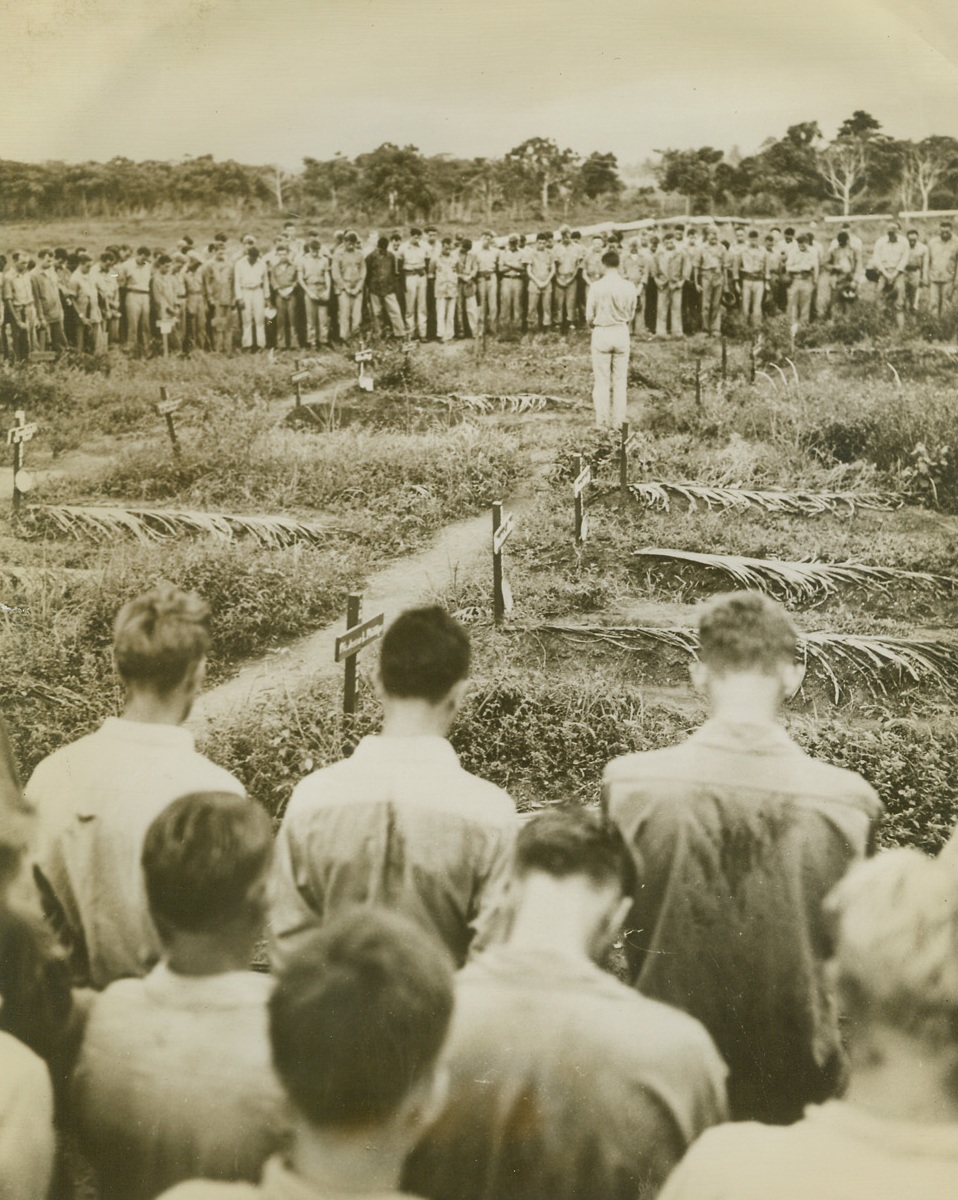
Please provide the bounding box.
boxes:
[491,501,514,624]
[157,387,182,460]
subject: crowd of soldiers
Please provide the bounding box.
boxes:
[2,216,957,362]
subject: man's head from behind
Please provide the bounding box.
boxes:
[377,607,470,732]
[826,850,958,1063]
[270,910,454,1144]
[510,807,636,962]
[113,584,211,719]
[142,791,269,960]
[691,591,803,708]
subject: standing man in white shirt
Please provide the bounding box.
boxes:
[586,249,636,431]
[269,607,517,971]
[234,245,269,351]
[400,227,429,340]
[27,585,244,988]
[869,222,909,328]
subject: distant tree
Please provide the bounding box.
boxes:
[354,143,432,219]
[654,146,726,213]
[837,110,882,139]
[819,139,870,215]
[505,137,579,215]
[301,154,359,212]
[734,121,825,212]
[465,157,506,221]
[578,151,623,199]
[894,136,958,212]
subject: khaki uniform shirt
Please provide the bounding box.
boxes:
[604,719,881,1125]
[405,946,727,1200]
[269,736,517,971]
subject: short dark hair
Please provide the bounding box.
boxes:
[697,591,798,674]
[377,235,389,250]
[784,227,795,237]
[601,249,620,268]
[380,606,470,702]
[410,226,422,237]
[136,245,151,257]
[142,792,268,935]
[517,807,636,895]
[270,910,454,1128]
[113,583,211,694]
[837,231,849,246]
[460,237,473,251]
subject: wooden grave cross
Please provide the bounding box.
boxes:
[6,410,38,511]
[334,593,386,721]
[155,387,183,459]
[618,421,641,503]
[354,348,374,392]
[492,500,515,624]
[573,454,592,543]
[290,359,310,410]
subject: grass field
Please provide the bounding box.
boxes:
[2,309,957,853]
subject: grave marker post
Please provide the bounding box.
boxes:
[491,501,515,624]
[573,454,592,543]
[334,593,385,753]
[6,410,38,512]
[156,387,182,460]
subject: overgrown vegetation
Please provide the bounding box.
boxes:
[201,676,958,855]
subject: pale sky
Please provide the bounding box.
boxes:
[2,0,957,171]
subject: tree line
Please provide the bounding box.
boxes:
[656,112,958,217]
[1,113,955,225]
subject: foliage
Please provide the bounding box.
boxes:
[0,536,369,776]
[35,504,336,548]
[200,676,958,854]
[633,547,952,605]
[616,481,902,517]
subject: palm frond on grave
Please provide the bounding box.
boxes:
[634,547,952,602]
[611,481,903,517]
[448,393,578,414]
[534,623,958,701]
[35,505,334,548]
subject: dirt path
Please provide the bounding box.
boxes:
[188,502,523,730]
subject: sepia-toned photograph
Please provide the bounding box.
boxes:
[1,1,958,1197]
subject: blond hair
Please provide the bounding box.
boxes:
[826,849,958,1038]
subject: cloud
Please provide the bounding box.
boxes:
[2,0,956,166]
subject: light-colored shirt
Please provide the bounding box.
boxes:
[74,964,285,1200]
[927,235,958,283]
[736,245,767,278]
[433,253,458,299]
[653,246,687,287]
[474,245,499,275]
[331,247,366,293]
[870,235,910,277]
[621,249,651,287]
[553,242,583,284]
[71,270,102,322]
[269,735,517,971]
[119,259,152,292]
[658,1100,958,1200]
[27,717,244,988]
[785,243,818,277]
[400,241,429,272]
[586,269,637,327]
[604,718,882,1124]
[158,1156,414,1200]
[234,257,269,299]
[202,259,235,307]
[404,945,727,1200]
[31,267,63,322]
[297,252,331,302]
[0,1033,55,1200]
[696,242,727,273]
